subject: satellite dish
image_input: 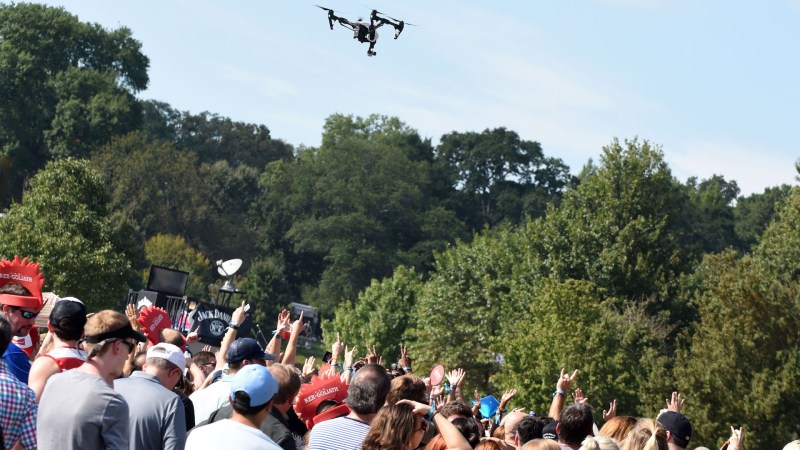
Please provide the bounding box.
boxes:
[216,258,243,294]
[217,259,242,277]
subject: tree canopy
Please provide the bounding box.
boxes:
[0,158,130,311]
[0,3,148,207]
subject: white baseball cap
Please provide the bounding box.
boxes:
[146,343,185,371]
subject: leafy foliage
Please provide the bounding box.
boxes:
[0,3,148,206]
[535,138,690,316]
[0,159,130,311]
[142,234,212,299]
[406,227,521,387]
[436,127,573,227]
[495,279,671,418]
[140,100,293,169]
[257,114,467,315]
[323,266,422,364]
[733,184,792,251]
[673,188,800,449]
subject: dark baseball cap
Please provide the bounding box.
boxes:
[657,411,692,445]
[50,297,87,325]
[542,421,558,440]
[226,337,276,364]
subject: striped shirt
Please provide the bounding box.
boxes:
[307,416,370,450]
[0,359,37,449]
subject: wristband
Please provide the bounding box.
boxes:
[344,366,354,372]
[228,321,240,330]
[330,361,341,367]
[553,389,565,398]
[403,366,412,371]
[425,404,437,421]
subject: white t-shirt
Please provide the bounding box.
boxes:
[189,378,231,423]
[186,419,282,450]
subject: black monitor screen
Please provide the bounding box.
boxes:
[147,265,189,297]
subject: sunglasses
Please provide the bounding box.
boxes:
[12,307,39,319]
[120,340,137,354]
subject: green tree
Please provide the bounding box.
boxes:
[257,114,466,315]
[734,184,792,251]
[323,266,423,364]
[675,187,800,449]
[0,158,130,311]
[535,138,691,316]
[140,100,293,169]
[92,133,210,246]
[681,175,740,254]
[494,278,671,418]
[142,234,212,299]
[436,128,572,227]
[239,255,294,327]
[406,227,521,387]
[0,3,148,207]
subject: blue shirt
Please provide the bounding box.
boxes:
[2,343,31,384]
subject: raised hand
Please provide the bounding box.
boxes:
[344,345,357,368]
[291,310,305,335]
[277,309,291,334]
[365,345,378,364]
[231,300,248,325]
[446,368,466,388]
[572,388,588,404]
[186,331,200,344]
[125,304,141,332]
[398,344,412,368]
[331,332,344,361]
[557,368,579,392]
[500,388,517,406]
[474,388,482,407]
[666,391,684,413]
[727,426,744,450]
[602,399,617,421]
[302,356,316,378]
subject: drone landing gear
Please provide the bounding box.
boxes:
[395,22,404,39]
[368,50,376,57]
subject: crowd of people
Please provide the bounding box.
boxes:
[0,254,779,450]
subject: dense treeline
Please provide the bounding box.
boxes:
[1,4,798,447]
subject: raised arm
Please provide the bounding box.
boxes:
[398,344,413,373]
[265,309,291,361]
[548,368,578,420]
[281,311,305,366]
[446,368,466,404]
[214,301,248,371]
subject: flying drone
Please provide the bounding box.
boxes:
[316,5,415,57]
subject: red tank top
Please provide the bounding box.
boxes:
[41,346,88,372]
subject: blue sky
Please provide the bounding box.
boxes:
[38,0,799,195]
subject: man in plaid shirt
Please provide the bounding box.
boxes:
[0,313,37,449]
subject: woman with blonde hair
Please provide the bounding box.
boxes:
[521,439,561,450]
[598,416,636,444]
[619,419,667,450]
[580,435,620,450]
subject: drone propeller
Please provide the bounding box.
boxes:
[372,9,417,26]
[315,5,334,12]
